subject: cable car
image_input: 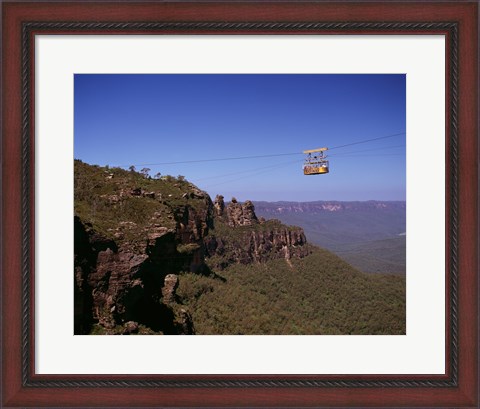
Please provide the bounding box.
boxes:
[303,147,329,175]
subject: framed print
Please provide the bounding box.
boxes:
[1,1,478,407]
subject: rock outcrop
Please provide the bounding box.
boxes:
[204,224,309,269]
[226,197,259,227]
[241,200,258,226]
[214,194,225,217]
[74,213,204,335]
[162,274,179,304]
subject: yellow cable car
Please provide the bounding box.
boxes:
[303,147,329,175]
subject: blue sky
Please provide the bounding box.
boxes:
[74,74,405,201]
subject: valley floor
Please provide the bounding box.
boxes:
[177,249,406,335]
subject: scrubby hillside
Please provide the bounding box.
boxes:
[178,250,405,335]
[74,160,405,335]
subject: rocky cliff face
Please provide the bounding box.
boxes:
[225,198,258,227]
[74,217,197,335]
[204,226,309,269]
[214,195,260,227]
[204,198,310,269]
[74,161,310,335]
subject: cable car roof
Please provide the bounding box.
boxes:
[303,147,328,154]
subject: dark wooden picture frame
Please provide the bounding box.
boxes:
[2,1,478,407]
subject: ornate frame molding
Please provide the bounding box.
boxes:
[21,21,458,388]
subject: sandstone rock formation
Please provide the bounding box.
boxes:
[162,274,179,304]
[214,194,225,217]
[204,225,309,269]
[241,200,258,226]
[225,198,259,227]
[123,321,139,334]
[74,214,202,335]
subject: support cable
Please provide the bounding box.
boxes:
[114,131,406,168]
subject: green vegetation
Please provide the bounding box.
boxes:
[177,243,201,254]
[177,248,405,335]
[90,323,160,335]
[332,236,406,274]
[74,159,209,245]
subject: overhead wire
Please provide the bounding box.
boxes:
[104,131,405,189]
[207,159,303,188]
[204,151,404,188]
[327,132,405,151]
[331,153,404,158]
[328,144,406,157]
[113,131,405,168]
[116,152,302,167]
[191,158,305,182]
[195,146,404,184]
[185,140,405,184]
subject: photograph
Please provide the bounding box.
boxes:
[74,74,406,335]
[3,1,478,407]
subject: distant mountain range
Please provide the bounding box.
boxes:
[253,200,406,274]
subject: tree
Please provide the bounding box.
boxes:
[154,172,162,179]
[177,175,185,182]
[140,168,151,178]
[128,165,136,172]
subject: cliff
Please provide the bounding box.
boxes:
[74,161,310,334]
[74,216,196,335]
[204,219,309,269]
